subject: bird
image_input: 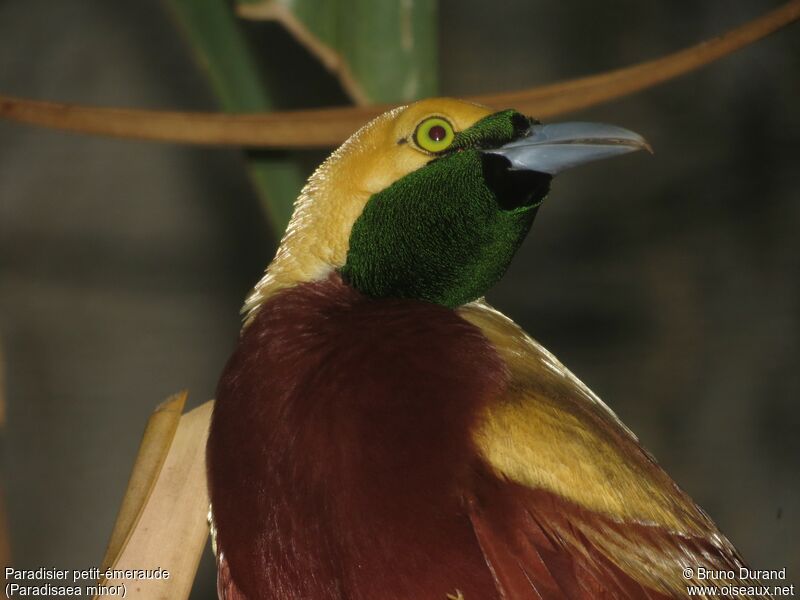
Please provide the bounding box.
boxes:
[206,97,763,600]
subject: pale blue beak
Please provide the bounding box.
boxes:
[485,122,651,175]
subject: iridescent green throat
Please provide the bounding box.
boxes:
[341,111,550,308]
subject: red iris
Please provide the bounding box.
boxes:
[428,125,447,142]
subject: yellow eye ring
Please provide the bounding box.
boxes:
[413,117,455,153]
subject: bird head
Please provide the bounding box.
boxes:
[245,98,649,314]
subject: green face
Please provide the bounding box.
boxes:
[340,110,551,308]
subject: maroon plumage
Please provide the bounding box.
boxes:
[208,273,505,600]
[207,273,739,600]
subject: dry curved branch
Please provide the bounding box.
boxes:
[0,94,384,148]
[474,0,800,117]
[99,391,187,571]
[1,0,798,148]
[94,395,213,600]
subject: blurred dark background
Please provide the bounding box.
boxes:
[0,0,798,596]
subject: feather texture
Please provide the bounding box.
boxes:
[217,552,247,600]
[460,301,764,599]
[208,98,767,599]
[209,275,764,599]
[208,273,506,600]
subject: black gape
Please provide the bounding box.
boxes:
[481,152,552,211]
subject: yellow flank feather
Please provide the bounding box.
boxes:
[243,98,493,321]
[459,300,710,535]
[459,301,754,596]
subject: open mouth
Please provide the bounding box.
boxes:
[481,152,552,211]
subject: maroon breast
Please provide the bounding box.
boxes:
[207,272,508,600]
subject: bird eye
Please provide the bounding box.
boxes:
[414,117,455,153]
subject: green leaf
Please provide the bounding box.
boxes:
[165,0,305,234]
[237,0,438,104]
